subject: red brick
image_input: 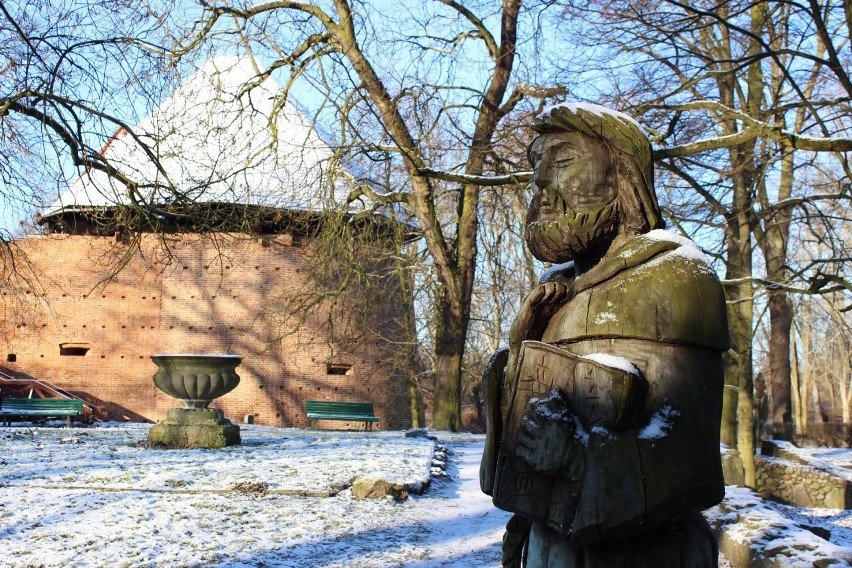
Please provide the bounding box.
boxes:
[1,232,413,429]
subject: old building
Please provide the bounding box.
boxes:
[0,57,414,429]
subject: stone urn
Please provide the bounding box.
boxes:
[148,354,242,448]
[152,354,241,409]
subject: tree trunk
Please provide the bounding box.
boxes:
[738,364,756,487]
[721,352,739,447]
[790,317,804,435]
[433,351,464,431]
[829,307,852,425]
[800,314,811,431]
[409,368,421,429]
[726,1,765,488]
[728,278,756,487]
[759,11,824,438]
[767,291,793,438]
[759,137,795,439]
[723,137,757,485]
[724,177,756,483]
[432,290,470,431]
[811,373,824,425]
[721,353,739,447]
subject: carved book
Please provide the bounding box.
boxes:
[492,340,647,533]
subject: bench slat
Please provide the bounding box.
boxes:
[0,398,83,427]
[305,401,374,413]
[305,400,378,429]
[306,413,380,421]
[0,398,83,415]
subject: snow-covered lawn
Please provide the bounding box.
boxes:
[3,423,852,567]
[1,423,434,495]
[1,423,511,567]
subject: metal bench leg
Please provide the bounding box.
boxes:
[66,416,72,428]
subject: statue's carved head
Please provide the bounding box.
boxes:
[524,103,664,263]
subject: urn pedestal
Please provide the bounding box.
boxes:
[148,354,242,448]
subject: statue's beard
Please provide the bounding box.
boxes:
[525,200,620,263]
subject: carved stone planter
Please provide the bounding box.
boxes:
[152,354,241,409]
[148,354,242,448]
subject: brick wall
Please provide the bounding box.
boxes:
[0,232,413,429]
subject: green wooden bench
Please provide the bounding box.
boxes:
[0,398,84,427]
[305,400,379,430]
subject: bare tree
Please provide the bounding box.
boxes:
[789,291,852,442]
[554,0,852,484]
[0,0,175,345]
[0,0,180,227]
[137,0,578,430]
[6,0,851,441]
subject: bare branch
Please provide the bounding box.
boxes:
[416,167,531,186]
[435,0,498,60]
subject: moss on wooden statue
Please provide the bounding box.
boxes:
[480,103,729,568]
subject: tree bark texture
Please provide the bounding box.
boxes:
[767,292,793,438]
[720,351,738,447]
[433,293,468,431]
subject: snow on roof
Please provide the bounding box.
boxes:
[42,56,350,219]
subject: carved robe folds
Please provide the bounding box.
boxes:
[481,232,730,567]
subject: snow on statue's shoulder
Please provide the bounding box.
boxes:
[645,229,710,265]
[645,229,694,248]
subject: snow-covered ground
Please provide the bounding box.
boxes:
[706,485,852,566]
[0,423,511,567]
[706,442,852,567]
[2,423,852,567]
[771,440,852,483]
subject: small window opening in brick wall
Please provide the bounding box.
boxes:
[6,354,16,362]
[59,343,90,357]
[327,363,353,376]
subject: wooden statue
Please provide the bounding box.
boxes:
[480,103,729,567]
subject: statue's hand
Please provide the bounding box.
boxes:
[508,281,570,352]
[516,388,587,474]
